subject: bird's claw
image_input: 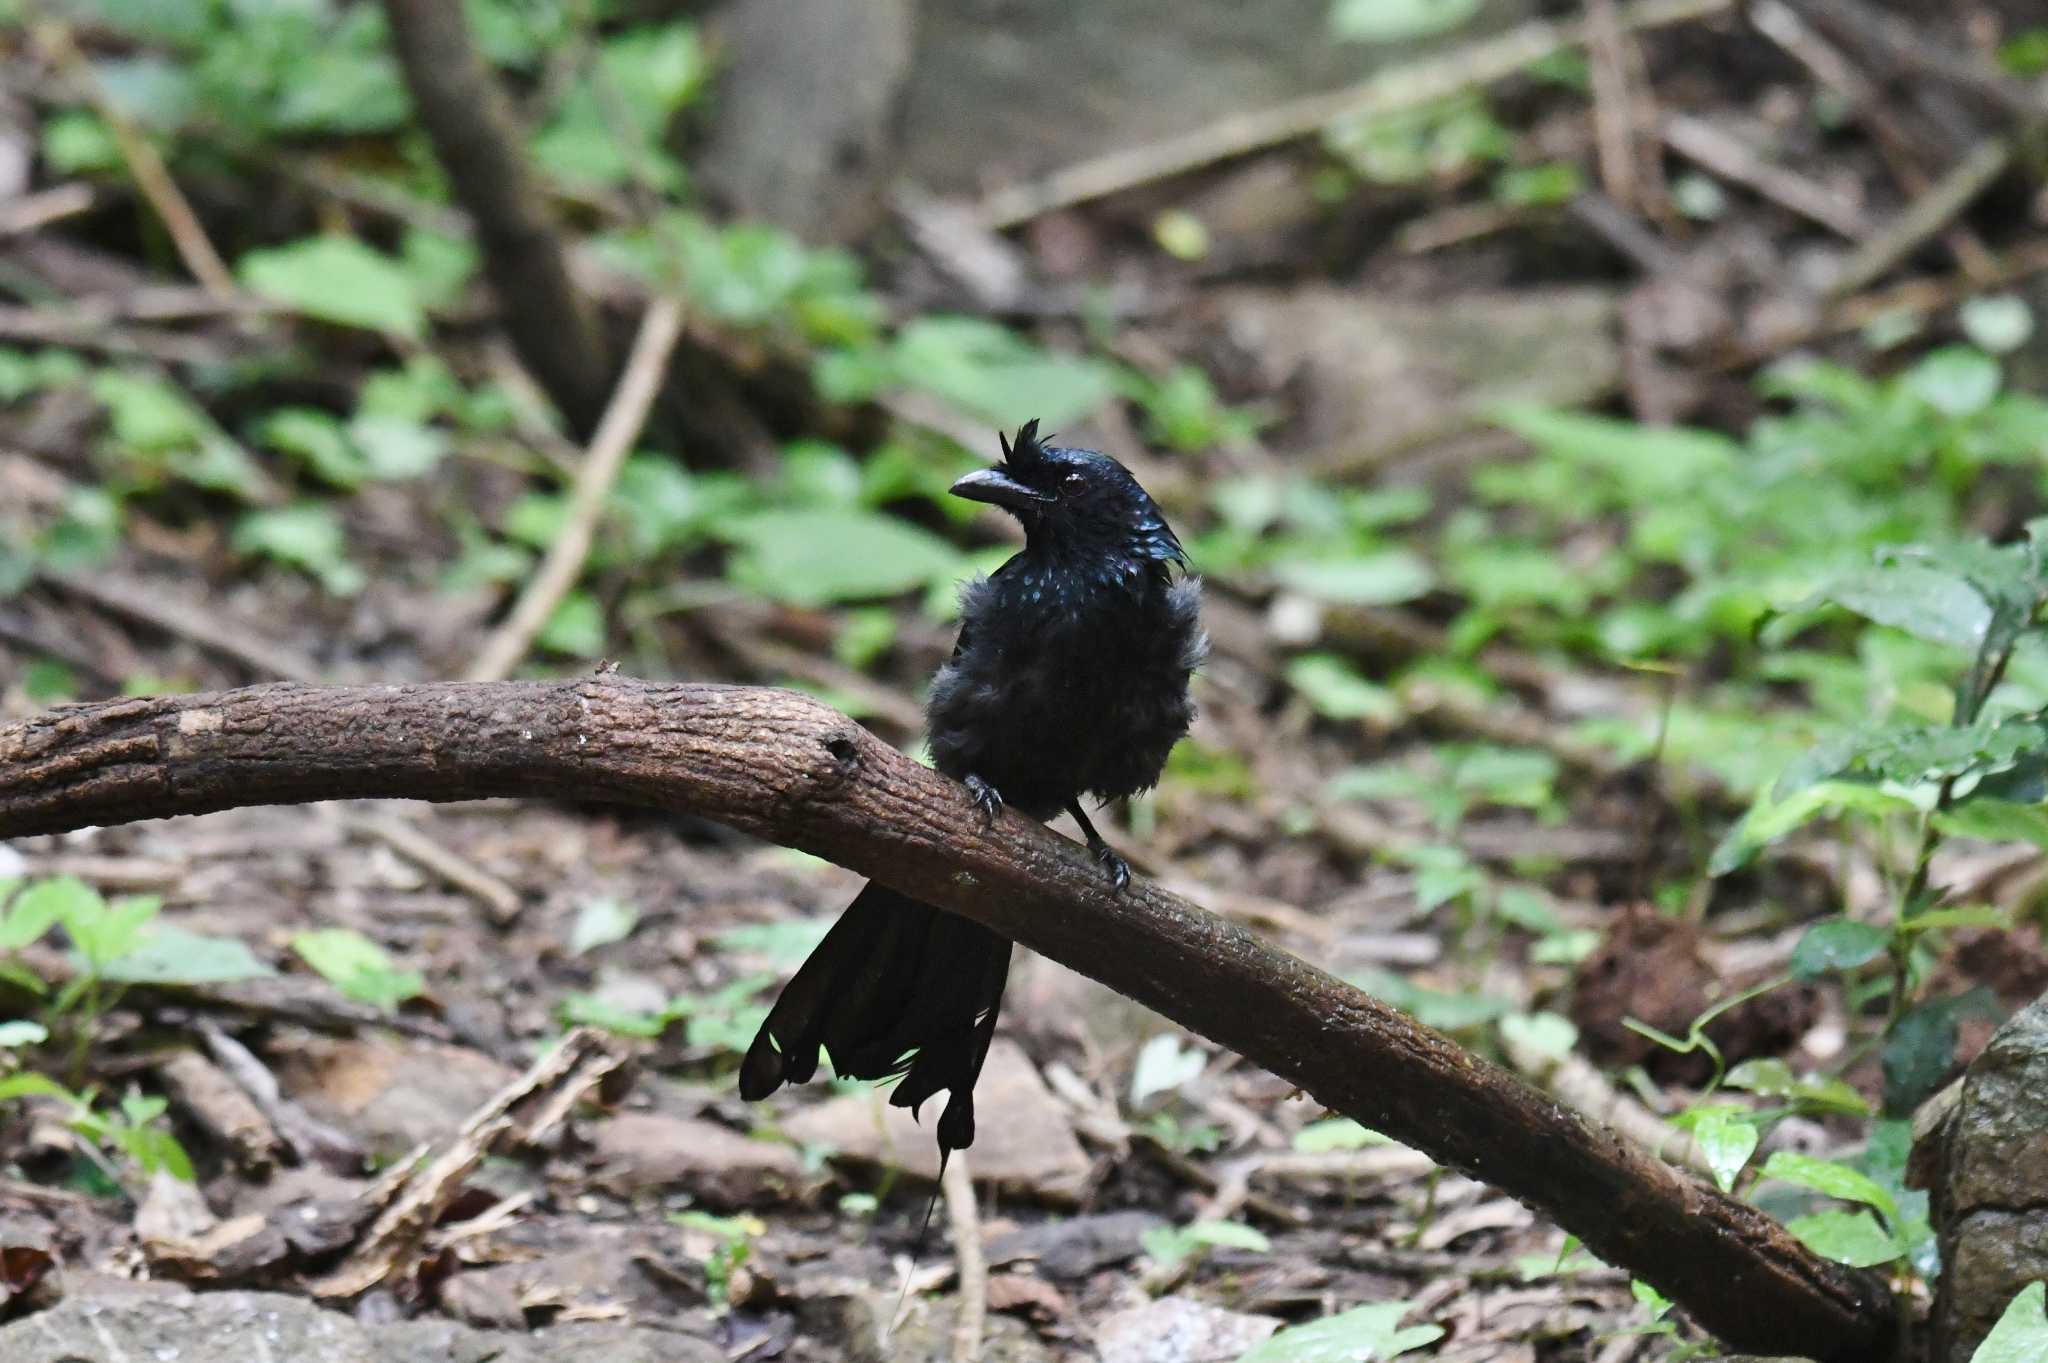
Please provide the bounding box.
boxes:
[965,774,1003,827]
[1093,842,1130,892]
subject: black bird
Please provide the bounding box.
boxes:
[738,420,1205,1162]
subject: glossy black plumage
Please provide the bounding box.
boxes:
[738,421,1206,1162]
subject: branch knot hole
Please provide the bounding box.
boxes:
[823,732,861,769]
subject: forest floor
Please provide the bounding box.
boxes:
[4,2,2048,1361]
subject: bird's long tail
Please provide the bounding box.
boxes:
[738,882,1012,1158]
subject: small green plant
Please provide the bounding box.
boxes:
[1139,1218,1271,1274]
[1236,1298,1442,1362]
[291,928,423,1011]
[671,1209,762,1311]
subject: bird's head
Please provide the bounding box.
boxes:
[949,420,1186,567]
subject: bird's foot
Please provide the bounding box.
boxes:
[1090,839,1131,892]
[964,774,1003,827]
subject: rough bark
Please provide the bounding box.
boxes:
[380,0,614,438]
[0,679,1899,1360]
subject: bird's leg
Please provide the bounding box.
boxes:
[1066,800,1130,892]
[964,774,1004,827]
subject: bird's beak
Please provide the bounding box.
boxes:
[949,467,1053,513]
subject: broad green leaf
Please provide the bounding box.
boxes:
[1292,1118,1392,1153]
[349,415,447,480]
[1185,1220,1272,1253]
[1960,296,2034,355]
[262,408,367,488]
[1785,1209,1900,1267]
[239,236,425,337]
[1130,1033,1206,1105]
[1270,550,1433,605]
[714,918,832,968]
[0,876,94,951]
[719,508,963,607]
[1790,918,1891,978]
[1238,1301,1444,1362]
[1760,1151,1899,1222]
[1973,1283,2048,1363]
[1285,654,1401,722]
[1499,1011,1577,1060]
[537,591,607,658]
[0,1020,48,1047]
[0,1072,73,1102]
[1330,0,1479,42]
[1492,406,1738,498]
[1820,562,1989,649]
[569,897,640,955]
[1933,798,2048,849]
[1690,1108,1758,1193]
[1906,347,2000,417]
[98,927,271,984]
[892,317,1118,428]
[232,505,365,596]
[292,928,422,1010]
[1883,990,1997,1114]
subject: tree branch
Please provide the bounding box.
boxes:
[380,0,615,438]
[0,679,1897,1360]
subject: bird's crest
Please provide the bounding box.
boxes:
[999,419,1049,474]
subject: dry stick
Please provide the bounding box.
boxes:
[0,679,1899,1361]
[1827,137,2016,298]
[465,297,686,683]
[1748,0,1997,282]
[1585,0,1642,210]
[1659,113,1869,238]
[345,810,522,924]
[380,0,615,438]
[971,0,1733,229]
[28,22,235,298]
[941,1153,986,1363]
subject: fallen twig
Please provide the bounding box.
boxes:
[380,0,616,436]
[27,19,235,297]
[1827,136,2015,297]
[464,296,686,683]
[1659,113,1868,238]
[942,1153,986,1363]
[345,810,522,925]
[972,0,1732,228]
[0,678,1899,1359]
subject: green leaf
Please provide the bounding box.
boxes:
[1883,989,1997,1114]
[0,876,94,950]
[0,1072,73,1103]
[232,504,364,596]
[1270,550,1433,605]
[292,928,422,1010]
[1785,1209,1901,1267]
[1498,1011,1577,1060]
[1130,1033,1206,1105]
[714,918,832,968]
[1759,1151,1899,1222]
[1960,297,2034,355]
[1237,1301,1444,1362]
[719,508,964,607]
[1819,561,1990,649]
[0,1020,49,1047]
[1906,347,2001,417]
[1790,918,1891,978]
[537,591,607,658]
[348,415,447,480]
[262,408,367,488]
[891,317,1119,428]
[1292,1118,1391,1153]
[1933,798,2048,849]
[1285,654,1401,722]
[239,236,425,337]
[1973,1282,2048,1363]
[1329,0,1480,43]
[1183,1220,1272,1253]
[98,927,272,985]
[569,897,640,955]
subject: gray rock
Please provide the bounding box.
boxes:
[1210,285,1620,470]
[783,1040,1090,1203]
[588,1111,811,1208]
[986,1210,1166,1279]
[1094,1295,1281,1363]
[1926,992,2048,1363]
[0,1288,724,1363]
[272,1036,517,1156]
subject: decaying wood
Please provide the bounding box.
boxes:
[0,678,1898,1359]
